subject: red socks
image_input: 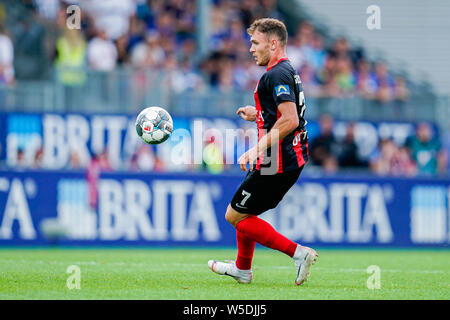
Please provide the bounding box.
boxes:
[235,230,256,270]
[235,215,298,267]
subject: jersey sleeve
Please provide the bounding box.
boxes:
[267,69,296,106]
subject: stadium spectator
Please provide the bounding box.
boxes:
[217,58,235,92]
[309,114,338,167]
[0,25,14,86]
[331,37,350,60]
[232,57,257,91]
[298,63,321,97]
[307,32,326,71]
[226,17,248,44]
[239,0,266,28]
[86,150,112,210]
[32,147,44,169]
[176,57,205,92]
[154,10,177,39]
[406,122,445,176]
[393,76,410,102]
[34,0,60,21]
[369,138,397,175]
[322,155,339,174]
[15,148,27,169]
[127,10,147,50]
[354,59,377,99]
[199,48,233,87]
[87,29,118,71]
[286,21,314,71]
[334,57,355,96]
[370,139,416,176]
[390,145,417,176]
[54,27,87,111]
[260,0,284,20]
[128,144,162,172]
[176,38,197,65]
[337,122,366,168]
[170,0,197,41]
[54,28,86,86]
[10,6,49,80]
[210,1,230,41]
[161,53,203,93]
[84,0,136,41]
[202,136,225,174]
[130,30,166,68]
[115,34,131,66]
[373,61,395,103]
[331,36,364,66]
[316,53,339,97]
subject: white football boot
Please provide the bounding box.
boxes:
[208,260,253,284]
[293,245,318,286]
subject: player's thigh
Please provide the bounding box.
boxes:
[230,169,301,215]
[230,170,264,215]
[265,168,302,209]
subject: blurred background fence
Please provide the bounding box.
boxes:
[0,67,445,125]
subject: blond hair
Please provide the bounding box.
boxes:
[247,18,288,47]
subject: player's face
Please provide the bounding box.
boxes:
[249,30,271,66]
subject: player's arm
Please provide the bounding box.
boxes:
[238,102,298,171]
[236,106,257,122]
[256,101,299,150]
[239,69,299,171]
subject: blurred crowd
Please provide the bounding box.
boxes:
[5,115,449,177]
[309,115,447,177]
[2,0,446,177]
[0,0,410,103]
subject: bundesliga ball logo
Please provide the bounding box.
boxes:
[135,106,173,144]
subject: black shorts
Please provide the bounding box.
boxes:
[230,167,303,215]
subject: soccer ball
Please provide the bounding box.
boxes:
[135,106,173,144]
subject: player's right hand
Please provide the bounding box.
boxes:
[236,106,257,122]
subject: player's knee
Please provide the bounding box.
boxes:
[226,205,251,228]
[225,206,234,225]
[226,205,241,227]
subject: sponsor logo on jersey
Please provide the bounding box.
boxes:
[275,85,290,96]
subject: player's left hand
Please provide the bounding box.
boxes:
[238,147,258,171]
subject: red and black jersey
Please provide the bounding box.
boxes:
[254,58,309,173]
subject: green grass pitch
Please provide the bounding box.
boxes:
[0,248,448,299]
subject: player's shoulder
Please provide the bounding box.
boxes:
[271,59,295,72]
[266,60,295,80]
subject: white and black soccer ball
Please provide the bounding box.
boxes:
[135,106,173,144]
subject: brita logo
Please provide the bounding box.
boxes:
[52,178,222,242]
[410,186,448,244]
[57,179,97,239]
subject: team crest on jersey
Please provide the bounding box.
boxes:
[275,84,290,96]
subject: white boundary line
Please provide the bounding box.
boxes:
[0,260,447,274]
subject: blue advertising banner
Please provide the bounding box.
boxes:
[0,170,449,247]
[0,112,438,172]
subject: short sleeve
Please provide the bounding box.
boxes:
[267,69,296,106]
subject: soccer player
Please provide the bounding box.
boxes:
[208,18,318,286]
